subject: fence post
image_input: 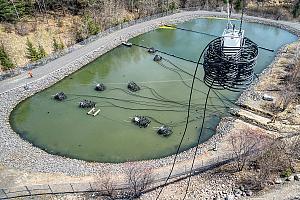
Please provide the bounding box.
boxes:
[70,183,75,192]
[25,186,31,196]
[1,189,8,198]
[48,185,53,193]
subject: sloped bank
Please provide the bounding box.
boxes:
[0,10,299,177]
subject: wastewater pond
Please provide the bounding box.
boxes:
[10,18,298,163]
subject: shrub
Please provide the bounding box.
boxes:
[75,30,86,43]
[86,16,100,35]
[169,2,178,11]
[52,38,65,52]
[281,167,293,178]
[57,18,64,28]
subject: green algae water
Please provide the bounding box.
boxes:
[10,18,297,163]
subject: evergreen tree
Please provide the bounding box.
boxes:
[0,0,29,22]
[52,37,65,52]
[52,37,59,51]
[0,44,14,70]
[25,38,39,61]
[37,44,46,59]
[293,0,300,18]
[59,38,65,49]
[234,0,242,12]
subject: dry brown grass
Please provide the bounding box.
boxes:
[0,14,80,70]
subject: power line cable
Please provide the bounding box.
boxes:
[155,41,210,200]
[182,85,212,200]
[181,1,255,199]
[131,43,199,63]
[162,25,274,52]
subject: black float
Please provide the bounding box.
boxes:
[79,100,96,108]
[54,92,67,101]
[95,83,106,91]
[132,116,151,128]
[157,125,172,137]
[127,81,140,92]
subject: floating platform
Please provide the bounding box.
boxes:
[159,25,176,30]
[87,108,101,116]
[122,42,132,47]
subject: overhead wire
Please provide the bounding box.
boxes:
[182,86,212,200]
[131,43,199,64]
[155,39,210,200]
[162,25,274,52]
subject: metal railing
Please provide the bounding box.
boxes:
[0,153,234,199]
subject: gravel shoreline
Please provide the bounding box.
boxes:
[0,10,299,176]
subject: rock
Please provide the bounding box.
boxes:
[225,194,235,200]
[294,174,300,181]
[234,193,241,197]
[262,94,274,101]
[239,185,245,191]
[286,176,294,181]
[275,178,283,184]
[295,105,300,114]
[233,189,241,195]
[153,55,162,62]
[245,190,253,196]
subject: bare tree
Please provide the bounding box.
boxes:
[230,128,269,171]
[256,139,292,188]
[100,177,118,200]
[288,134,300,160]
[125,165,153,198]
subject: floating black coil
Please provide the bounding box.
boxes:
[203,37,258,91]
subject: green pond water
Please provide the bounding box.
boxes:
[10,18,297,163]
